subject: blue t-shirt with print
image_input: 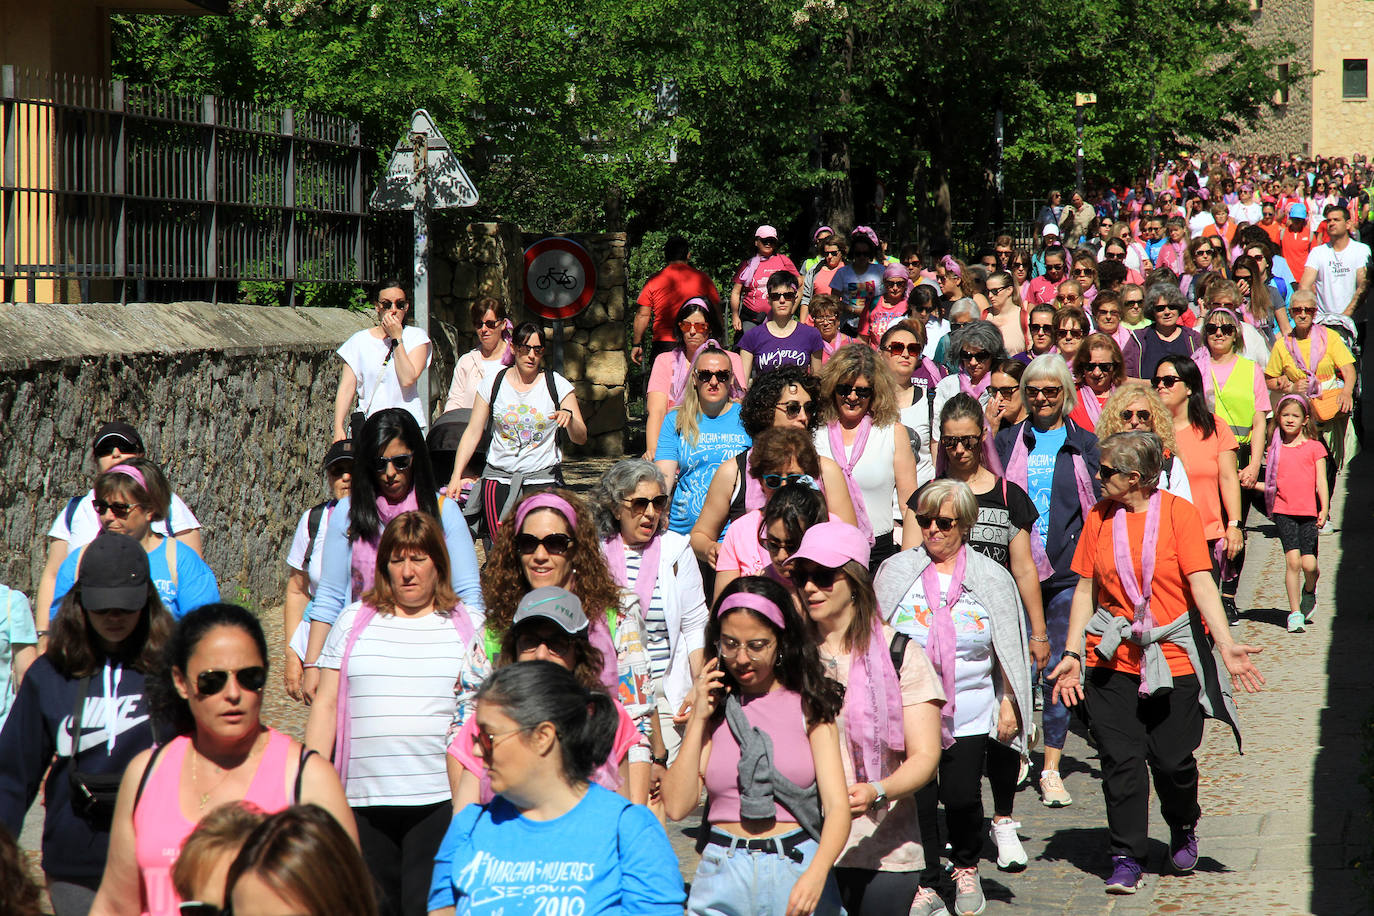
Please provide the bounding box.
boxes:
[53,538,220,620]
[1025,424,1068,545]
[428,783,684,915]
[655,404,750,535]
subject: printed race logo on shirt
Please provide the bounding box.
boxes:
[458,850,597,913]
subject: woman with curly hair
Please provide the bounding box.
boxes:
[1068,333,1127,431]
[816,344,917,569]
[1094,383,1193,500]
[662,577,850,916]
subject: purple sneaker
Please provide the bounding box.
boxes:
[1105,855,1143,894]
[1170,825,1199,873]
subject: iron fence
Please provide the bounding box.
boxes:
[0,65,395,303]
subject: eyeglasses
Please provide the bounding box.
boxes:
[1204,323,1237,336]
[762,473,805,489]
[1083,361,1116,373]
[991,385,1021,399]
[1028,323,1055,334]
[93,500,141,518]
[1098,464,1130,482]
[1119,409,1152,423]
[1056,327,1085,340]
[696,369,732,384]
[194,666,267,697]
[1151,375,1184,389]
[788,562,841,590]
[769,291,798,302]
[622,494,668,515]
[378,299,408,310]
[940,434,982,452]
[986,285,1010,295]
[1290,306,1317,316]
[515,629,574,658]
[473,725,530,757]
[679,320,709,334]
[914,514,959,532]
[373,453,414,473]
[515,344,546,356]
[960,350,993,363]
[834,383,873,399]
[514,532,574,555]
[718,636,777,661]
[479,319,504,330]
[812,315,838,327]
[1095,310,1121,321]
[775,400,812,419]
[1025,384,1063,400]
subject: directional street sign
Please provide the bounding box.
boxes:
[370,109,479,211]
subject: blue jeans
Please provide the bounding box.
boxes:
[1039,584,1075,750]
[688,831,843,916]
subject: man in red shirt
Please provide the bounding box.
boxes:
[1279,203,1316,282]
[631,236,721,366]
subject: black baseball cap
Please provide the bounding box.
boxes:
[78,532,151,611]
[324,440,355,470]
[92,421,144,456]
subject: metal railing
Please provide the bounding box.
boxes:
[0,66,390,303]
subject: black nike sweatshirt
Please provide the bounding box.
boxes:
[0,655,156,881]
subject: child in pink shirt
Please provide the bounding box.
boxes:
[1264,394,1329,634]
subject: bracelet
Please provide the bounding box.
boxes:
[1061,650,1083,663]
[302,664,319,670]
[35,630,48,638]
[650,753,668,767]
[1029,635,1050,643]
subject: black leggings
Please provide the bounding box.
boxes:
[833,867,922,916]
[354,802,452,916]
[915,734,988,882]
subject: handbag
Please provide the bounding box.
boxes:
[350,337,401,440]
[67,675,125,826]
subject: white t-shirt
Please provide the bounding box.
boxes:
[337,326,433,431]
[318,603,469,806]
[1305,241,1371,316]
[1230,201,1262,225]
[285,502,337,595]
[48,491,199,548]
[478,370,575,482]
[1188,211,1216,238]
[814,422,898,537]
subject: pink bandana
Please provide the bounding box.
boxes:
[845,618,906,781]
[1284,326,1328,398]
[604,533,664,624]
[827,418,876,546]
[1111,489,1163,696]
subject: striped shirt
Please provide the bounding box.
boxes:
[622,547,672,683]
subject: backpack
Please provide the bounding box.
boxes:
[302,501,333,567]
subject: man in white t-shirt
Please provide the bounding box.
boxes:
[1300,205,1371,318]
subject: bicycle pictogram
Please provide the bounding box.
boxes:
[535,266,578,291]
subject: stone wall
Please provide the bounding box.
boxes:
[1221,0,1314,156]
[1310,0,1374,155]
[0,302,371,606]
[427,221,629,456]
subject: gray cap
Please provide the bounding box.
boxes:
[512,587,588,635]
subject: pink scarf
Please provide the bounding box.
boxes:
[845,618,906,781]
[1264,393,1310,515]
[603,534,664,623]
[1076,385,1111,427]
[1285,327,1328,398]
[826,418,876,546]
[959,370,991,401]
[1002,420,1098,579]
[1112,489,1163,696]
[822,333,856,361]
[921,547,967,749]
[334,601,475,782]
[350,488,421,600]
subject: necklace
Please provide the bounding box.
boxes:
[191,732,265,811]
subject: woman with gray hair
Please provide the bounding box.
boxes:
[932,298,981,370]
[875,478,1032,916]
[1049,430,1263,895]
[1122,283,1202,379]
[931,319,1007,430]
[994,353,1100,809]
[593,459,708,784]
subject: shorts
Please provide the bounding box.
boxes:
[1273,513,1319,556]
[688,830,843,916]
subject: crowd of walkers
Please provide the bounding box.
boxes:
[0,150,1364,916]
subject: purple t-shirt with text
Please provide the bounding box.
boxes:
[739,323,824,373]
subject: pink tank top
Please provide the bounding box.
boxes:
[133,728,294,916]
[702,689,816,825]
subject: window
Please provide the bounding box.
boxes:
[1344,59,1368,99]
[1275,63,1290,105]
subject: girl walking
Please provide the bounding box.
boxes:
[1263,394,1329,634]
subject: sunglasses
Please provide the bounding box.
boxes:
[885,341,922,358]
[1105,251,1126,260]
[1083,361,1116,373]
[1194,249,1212,258]
[1056,328,1085,340]
[825,249,842,258]
[1233,274,1252,282]
[1152,375,1184,388]
[1204,323,1237,336]
[762,473,806,489]
[835,383,873,399]
[757,237,779,245]
[940,434,982,452]
[914,514,959,532]
[1056,296,1081,305]
[775,400,812,419]
[697,369,732,385]
[195,666,267,697]
[479,319,504,330]
[93,441,135,459]
[1153,303,1181,313]
[884,280,907,288]
[910,304,934,315]
[623,494,668,515]
[515,344,546,356]
[789,562,841,590]
[679,320,709,334]
[378,299,408,310]
[960,350,993,363]
[1025,384,1064,399]
[1122,298,1144,307]
[1119,409,1152,423]
[991,384,1021,399]
[473,725,530,757]
[1072,268,1095,276]
[1045,263,1066,272]
[373,453,413,473]
[515,629,575,658]
[987,285,1010,295]
[93,500,140,518]
[1098,464,1131,482]
[514,532,575,555]
[769,291,798,302]
[1028,322,1055,334]
[1290,306,1317,316]
[179,903,223,916]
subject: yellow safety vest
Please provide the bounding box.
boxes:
[1211,359,1259,445]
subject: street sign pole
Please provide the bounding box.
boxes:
[411,130,431,412]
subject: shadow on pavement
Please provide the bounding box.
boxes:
[1312,449,1373,915]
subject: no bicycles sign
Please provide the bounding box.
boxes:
[523,237,597,320]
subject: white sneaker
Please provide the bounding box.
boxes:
[1040,770,1072,807]
[991,817,1028,871]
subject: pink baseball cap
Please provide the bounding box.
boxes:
[755,225,779,241]
[790,521,870,571]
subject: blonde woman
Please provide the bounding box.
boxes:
[1095,383,1193,502]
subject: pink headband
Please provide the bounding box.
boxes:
[852,225,880,248]
[1206,307,1240,323]
[813,225,834,242]
[1275,392,1310,413]
[514,493,578,532]
[940,255,962,277]
[107,464,148,490]
[716,592,786,630]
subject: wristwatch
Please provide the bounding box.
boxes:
[868,782,888,809]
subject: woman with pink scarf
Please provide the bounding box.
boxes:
[930,320,1006,434]
[643,299,745,459]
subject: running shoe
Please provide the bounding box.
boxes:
[1170,824,1199,874]
[1287,611,1306,633]
[951,866,986,915]
[991,818,1028,871]
[1222,595,1241,626]
[908,886,950,916]
[1040,770,1072,807]
[1300,589,1317,621]
[1104,855,1144,894]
